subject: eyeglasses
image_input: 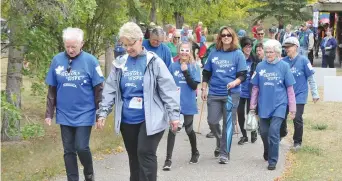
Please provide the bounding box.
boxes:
[123,40,137,49]
[67,60,72,73]
[265,51,275,54]
[221,34,232,38]
[180,48,190,53]
[174,37,180,39]
[257,33,265,36]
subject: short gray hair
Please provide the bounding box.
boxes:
[264,39,282,54]
[119,22,143,41]
[150,27,165,37]
[62,27,84,42]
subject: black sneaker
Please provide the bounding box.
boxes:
[177,127,181,133]
[267,164,276,170]
[251,131,257,143]
[206,132,215,138]
[162,159,172,171]
[189,151,200,164]
[238,137,248,145]
[84,174,94,181]
[214,148,220,158]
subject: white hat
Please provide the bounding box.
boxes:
[282,37,300,48]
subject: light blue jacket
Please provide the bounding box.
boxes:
[97,49,180,135]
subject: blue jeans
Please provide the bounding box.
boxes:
[60,125,93,181]
[259,117,284,166]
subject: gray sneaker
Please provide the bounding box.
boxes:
[292,143,302,152]
[218,156,229,164]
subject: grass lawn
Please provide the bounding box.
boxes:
[1,57,122,181]
[282,68,342,181]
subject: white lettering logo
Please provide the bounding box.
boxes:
[55,66,64,75]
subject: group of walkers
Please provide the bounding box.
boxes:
[45,19,326,181]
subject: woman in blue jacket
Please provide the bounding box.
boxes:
[201,26,247,164]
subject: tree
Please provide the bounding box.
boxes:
[249,0,312,28]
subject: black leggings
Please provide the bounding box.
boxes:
[166,115,198,160]
[237,97,254,138]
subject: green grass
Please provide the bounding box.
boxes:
[1,57,122,181]
[283,88,342,181]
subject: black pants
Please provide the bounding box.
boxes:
[280,104,305,144]
[308,49,314,65]
[166,115,198,160]
[120,122,164,181]
[60,125,94,181]
[237,97,251,138]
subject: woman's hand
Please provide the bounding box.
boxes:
[289,112,296,120]
[170,120,180,132]
[181,62,188,71]
[227,80,239,89]
[45,118,52,126]
[201,89,207,101]
[96,117,106,130]
[313,98,319,103]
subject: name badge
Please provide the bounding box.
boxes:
[129,97,143,109]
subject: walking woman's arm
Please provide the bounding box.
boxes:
[94,83,104,119]
[182,70,199,90]
[307,75,320,102]
[97,67,117,119]
[250,85,259,110]
[287,86,296,113]
[45,85,56,119]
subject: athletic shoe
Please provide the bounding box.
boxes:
[218,155,229,164]
[214,148,220,158]
[162,159,172,171]
[292,143,302,152]
[267,164,276,170]
[238,137,248,145]
[206,132,215,138]
[189,151,200,164]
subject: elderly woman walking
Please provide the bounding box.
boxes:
[280,37,319,150]
[201,26,247,164]
[250,39,296,170]
[96,22,180,181]
[45,27,104,181]
[320,28,337,68]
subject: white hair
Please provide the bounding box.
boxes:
[62,27,84,42]
[264,39,282,54]
[119,22,143,41]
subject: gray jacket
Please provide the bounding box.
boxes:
[97,50,180,135]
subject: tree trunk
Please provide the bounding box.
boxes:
[104,39,113,77]
[149,0,157,23]
[1,29,24,142]
[174,12,184,29]
[278,16,284,30]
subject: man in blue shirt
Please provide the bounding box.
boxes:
[142,28,172,67]
[45,27,104,181]
[281,37,319,151]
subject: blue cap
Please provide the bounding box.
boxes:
[237,29,246,38]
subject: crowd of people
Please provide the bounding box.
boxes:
[44,18,339,180]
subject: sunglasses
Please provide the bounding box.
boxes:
[221,34,232,38]
[67,60,72,73]
[180,48,190,53]
[257,33,265,35]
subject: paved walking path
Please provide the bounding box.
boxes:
[53,98,290,181]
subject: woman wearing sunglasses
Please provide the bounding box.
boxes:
[201,26,247,164]
[166,32,181,61]
[163,42,201,171]
[97,22,180,181]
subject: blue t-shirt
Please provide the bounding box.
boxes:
[204,49,247,95]
[120,55,147,124]
[240,58,253,98]
[142,39,172,67]
[251,60,296,119]
[283,55,314,104]
[45,51,105,126]
[169,62,201,115]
